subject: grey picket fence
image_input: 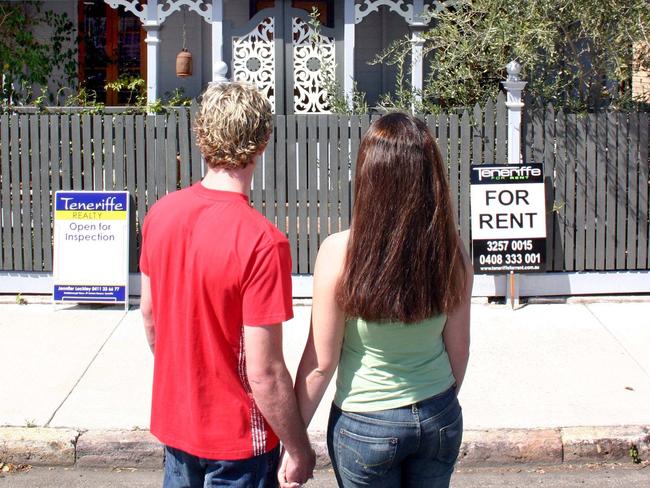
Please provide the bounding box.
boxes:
[523,106,649,272]
[1,95,648,275]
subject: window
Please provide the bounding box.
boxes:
[78,1,145,105]
[250,1,334,27]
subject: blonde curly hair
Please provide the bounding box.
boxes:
[194,82,272,170]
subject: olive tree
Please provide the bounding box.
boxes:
[374,0,650,112]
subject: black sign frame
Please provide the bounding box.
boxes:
[470,163,547,274]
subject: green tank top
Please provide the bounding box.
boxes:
[334,314,455,412]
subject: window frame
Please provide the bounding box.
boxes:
[77,1,146,106]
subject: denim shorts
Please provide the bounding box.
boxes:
[163,444,280,488]
[327,386,462,488]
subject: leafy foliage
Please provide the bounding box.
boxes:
[308,8,369,115]
[374,0,650,112]
[104,76,193,113]
[105,76,148,107]
[0,1,77,105]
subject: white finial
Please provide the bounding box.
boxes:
[211,61,229,84]
[506,60,521,81]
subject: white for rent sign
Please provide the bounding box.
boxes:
[470,164,547,273]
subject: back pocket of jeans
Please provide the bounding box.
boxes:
[337,428,398,483]
[437,410,463,465]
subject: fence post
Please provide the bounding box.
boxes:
[502,60,527,164]
[502,60,527,308]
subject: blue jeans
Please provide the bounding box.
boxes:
[163,445,280,488]
[327,386,462,488]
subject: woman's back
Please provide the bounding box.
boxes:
[286,113,472,488]
[335,315,455,412]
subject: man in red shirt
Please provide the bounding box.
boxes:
[140,82,315,487]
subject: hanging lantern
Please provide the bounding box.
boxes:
[176,10,192,78]
[176,48,193,78]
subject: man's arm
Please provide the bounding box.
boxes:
[244,324,315,484]
[140,273,155,353]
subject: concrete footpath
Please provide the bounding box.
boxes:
[0,298,649,469]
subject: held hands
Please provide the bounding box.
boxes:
[278,447,316,488]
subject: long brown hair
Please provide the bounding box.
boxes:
[336,112,466,323]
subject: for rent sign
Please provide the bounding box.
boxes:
[470,164,546,273]
[53,191,130,305]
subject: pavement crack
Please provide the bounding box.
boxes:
[44,308,131,427]
[583,303,650,381]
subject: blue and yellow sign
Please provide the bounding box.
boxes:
[53,191,130,306]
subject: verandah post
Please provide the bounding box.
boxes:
[211,0,228,84]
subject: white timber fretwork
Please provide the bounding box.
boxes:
[226,5,338,114]
[292,17,335,114]
[353,0,458,24]
[231,18,277,112]
[354,0,415,23]
[105,0,147,20]
[157,0,213,22]
[105,0,213,22]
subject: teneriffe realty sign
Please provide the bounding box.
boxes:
[53,191,130,306]
[470,164,546,273]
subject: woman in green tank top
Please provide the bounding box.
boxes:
[279,113,473,488]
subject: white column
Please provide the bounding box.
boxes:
[502,60,527,164]
[143,0,160,105]
[343,0,355,106]
[410,29,425,108]
[410,0,425,109]
[144,24,160,104]
[211,0,228,83]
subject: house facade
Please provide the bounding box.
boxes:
[32,0,458,112]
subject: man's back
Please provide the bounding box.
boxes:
[140,182,293,460]
[140,82,314,487]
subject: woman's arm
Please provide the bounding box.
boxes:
[293,231,348,427]
[281,233,348,487]
[442,245,474,392]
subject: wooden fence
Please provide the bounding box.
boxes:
[1,95,648,275]
[524,106,649,272]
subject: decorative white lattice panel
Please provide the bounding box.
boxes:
[354,0,459,24]
[292,17,335,114]
[232,17,276,112]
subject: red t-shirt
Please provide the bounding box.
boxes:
[139,182,293,460]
